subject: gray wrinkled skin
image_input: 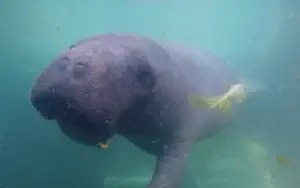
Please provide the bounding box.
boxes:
[30,33,236,188]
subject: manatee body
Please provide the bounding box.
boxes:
[30,33,236,188]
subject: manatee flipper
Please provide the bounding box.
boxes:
[180,169,200,188]
[149,141,191,188]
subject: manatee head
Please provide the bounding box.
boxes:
[30,39,158,147]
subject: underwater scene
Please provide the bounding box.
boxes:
[1,0,300,188]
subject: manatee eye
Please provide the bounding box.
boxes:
[125,50,156,90]
[136,63,156,89]
[72,63,89,78]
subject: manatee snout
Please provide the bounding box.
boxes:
[30,50,117,147]
[30,86,113,146]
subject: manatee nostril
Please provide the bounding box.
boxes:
[73,63,89,78]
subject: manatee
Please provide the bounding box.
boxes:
[30,33,236,188]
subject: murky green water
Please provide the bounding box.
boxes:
[1,0,300,187]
